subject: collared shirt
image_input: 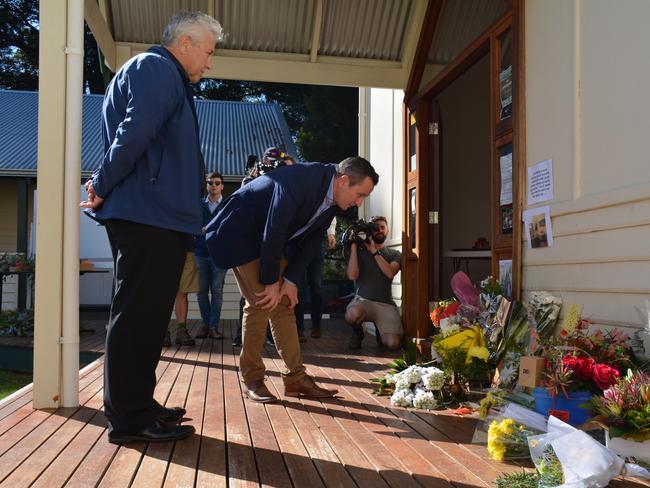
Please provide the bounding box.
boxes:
[290,176,336,240]
[207,195,222,214]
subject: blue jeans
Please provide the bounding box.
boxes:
[294,249,324,333]
[196,254,226,330]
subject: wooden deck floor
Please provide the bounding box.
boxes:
[0,317,648,487]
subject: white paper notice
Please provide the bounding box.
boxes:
[500,153,513,205]
[523,206,554,249]
[527,159,554,205]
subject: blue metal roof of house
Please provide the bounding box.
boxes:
[0,90,297,179]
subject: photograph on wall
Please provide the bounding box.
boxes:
[499,259,513,298]
[523,206,554,249]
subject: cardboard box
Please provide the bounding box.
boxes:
[518,356,546,388]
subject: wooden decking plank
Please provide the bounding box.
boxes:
[95,338,194,488]
[293,383,390,487]
[196,327,227,488]
[0,386,104,486]
[261,356,349,488]
[222,329,260,487]
[266,350,410,487]
[326,365,458,488]
[162,334,213,488]
[286,355,421,488]
[0,360,104,437]
[30,406,108,488]
[349,358,515,485]
[312,362,454,488]
[0,372,103,464]
[259,348,326,486]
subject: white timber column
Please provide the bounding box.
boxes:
[34,0,84,408]
[358,87,370,218]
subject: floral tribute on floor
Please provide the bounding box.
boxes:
[370,270,650,487]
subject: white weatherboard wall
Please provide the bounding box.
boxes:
[363,88,405,307]
[525,0,650,331]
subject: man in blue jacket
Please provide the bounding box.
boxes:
[206,157,379,403]
[81,12,223,444]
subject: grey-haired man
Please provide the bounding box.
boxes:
[82,12,223,444]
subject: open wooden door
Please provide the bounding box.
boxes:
[428,100,442,304]
[403,1,524,337]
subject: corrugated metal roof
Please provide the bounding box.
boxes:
[0,90,297,178]
[107,0,415,61]
[196,100,298,176]
[427,0,509,65]
[319,0,413,60]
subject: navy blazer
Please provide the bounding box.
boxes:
[205,162,340,285]
[88,46,204,234]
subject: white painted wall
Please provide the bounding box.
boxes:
[364,88,405,306]
[525,0,650,331]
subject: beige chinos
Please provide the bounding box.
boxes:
[233,258,305,386]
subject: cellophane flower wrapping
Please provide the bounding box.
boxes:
[486,417,538,461]
[528,416,626,488]
[473,401,546,445]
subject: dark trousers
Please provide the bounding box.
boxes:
[294,248,324,333]
[104,219,186,433]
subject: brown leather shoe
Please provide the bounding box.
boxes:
[208,329,224,340]
[298,332,307,343]
[311,325,321,338]
[284,375,338,398]
[243,380,278,403]
[194,325,209,339]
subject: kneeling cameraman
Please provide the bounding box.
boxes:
[345,216,403,350]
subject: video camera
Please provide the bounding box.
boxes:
[255,158,286,176]
[341,219,380,246]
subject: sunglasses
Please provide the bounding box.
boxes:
[207,180,223,186]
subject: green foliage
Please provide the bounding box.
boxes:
[493,471,538,488]
[196,81,358,165]
[0,0,104,92]
[0,369,32,400]
[0,308,34,337]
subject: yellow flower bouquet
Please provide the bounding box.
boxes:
[487,418,538,461]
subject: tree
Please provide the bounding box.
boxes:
[0,0,105,93]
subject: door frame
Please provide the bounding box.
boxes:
[403,1,525,339]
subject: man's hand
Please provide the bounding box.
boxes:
[255,281,282,311]
[327,234,336,250]
[280,280,299,309]
[79,180,105,210]
[363,239,377,255]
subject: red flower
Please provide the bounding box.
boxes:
[592,363,620,390]
[441,301,460,319]
[562,355,594,381]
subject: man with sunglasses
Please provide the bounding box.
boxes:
[194,172,227,340]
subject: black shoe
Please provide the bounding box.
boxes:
[348,327,364,349]
[108,421,195,444]
[232,336,242,347]
[163,331,172,347]
[158,406,186,423]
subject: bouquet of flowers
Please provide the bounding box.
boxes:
[559,310,634,372]
[542,349,621,398]
[487,417,538,461]
[587,369,650,441]
[387,365,446,409]
[527,291,562,342]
